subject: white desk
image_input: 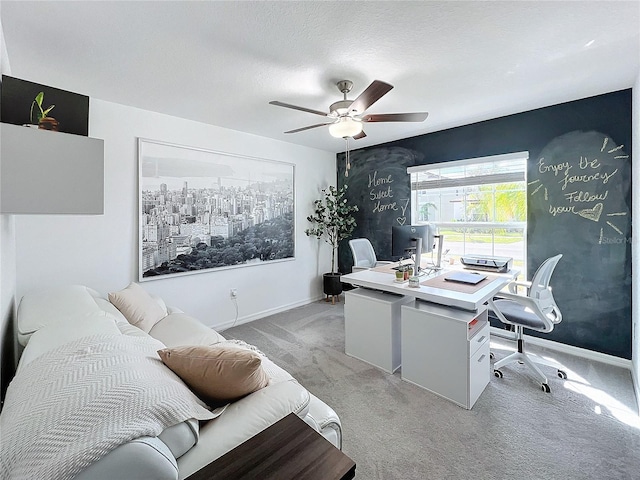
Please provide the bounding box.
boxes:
[340,265,517,312]
[401,301,490,409]
[340,265,518,409]
[344,288,414,373]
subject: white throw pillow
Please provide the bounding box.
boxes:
[108,282,167,333]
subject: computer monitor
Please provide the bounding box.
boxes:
[391,224,434,260]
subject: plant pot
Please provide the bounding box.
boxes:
[323,272,343,296]
[38,117,59,131]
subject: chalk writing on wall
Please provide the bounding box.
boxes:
[527,129,631,358]
[338,146,423,272]
[529,131,630,246]
[367,170,410,226]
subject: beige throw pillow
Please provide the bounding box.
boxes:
[157,344,270,405]
[108,282,167,333]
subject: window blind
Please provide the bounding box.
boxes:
[408,151,528,191]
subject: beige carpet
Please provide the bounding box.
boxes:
[224,299,640,480]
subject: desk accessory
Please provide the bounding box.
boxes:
[444,272,487,285]
[460,255,512,273]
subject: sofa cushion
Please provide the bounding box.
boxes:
[17,312,122,371]
[3,333,218,480]
[176,380,311,478]
[158,418,200,460]
[117,321,152,338]
[157,343,270,405]
[149,312,225,347]
[108,282,167,333]
[74,436,178,480]
[92,297,130,325]
[17,285,120,345]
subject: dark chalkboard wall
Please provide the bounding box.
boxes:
[337,89,632,359]
[338,146,423,273]
[528,130,631,358]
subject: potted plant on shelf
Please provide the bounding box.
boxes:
[305,185,358,303]
[30,91,58,131]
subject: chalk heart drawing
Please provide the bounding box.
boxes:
[577,203,603,222]
[396,217,406,225]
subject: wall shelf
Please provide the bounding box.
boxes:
[0,123,104,214]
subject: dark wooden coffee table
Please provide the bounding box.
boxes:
[186,413,356,480]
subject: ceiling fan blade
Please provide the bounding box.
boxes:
[269,101,328,117]
[362,112,429,123]
[348,80,394,114]
[353,130,367,140]
[284,123,332,134]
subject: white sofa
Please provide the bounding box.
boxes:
[4,284,342,479]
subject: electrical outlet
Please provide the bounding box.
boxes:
[230,288,238,298]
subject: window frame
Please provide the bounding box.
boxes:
[408,151,528,275]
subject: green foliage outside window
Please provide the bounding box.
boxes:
[468,183,526,223]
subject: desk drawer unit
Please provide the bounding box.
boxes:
[401,302,490,409]
[344,288,415,373]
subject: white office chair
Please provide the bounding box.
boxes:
[488,254,566,392]
[348,238,392,272]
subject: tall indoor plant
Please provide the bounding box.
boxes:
[305,185,358,301]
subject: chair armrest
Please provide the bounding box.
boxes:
[352,266,371,272]
[507,280,531,294]
[488,292,556,331]
[491,291,539,310]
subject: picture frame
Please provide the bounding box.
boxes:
[138,138,295,281]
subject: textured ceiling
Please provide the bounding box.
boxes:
[1,1,639,153]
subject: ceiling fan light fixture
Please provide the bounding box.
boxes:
[329,117,363,138]
[270,79,428,138]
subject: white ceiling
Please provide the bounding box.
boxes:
[1,1,639,154]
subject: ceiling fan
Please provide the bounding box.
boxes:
[269,79,428,139]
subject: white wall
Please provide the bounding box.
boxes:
[0,215,16,389]
[14,99,336,330]
[632,70,639,400]
[0,14,18,401]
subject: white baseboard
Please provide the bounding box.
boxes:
[490,326,632,370]
[216,294,326,332]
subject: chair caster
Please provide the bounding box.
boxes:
[494,369,503,378]
[489,352,494,360]
[541,383,551,393]
[557,370,567,379]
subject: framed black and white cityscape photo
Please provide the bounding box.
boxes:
[138,138,295,280]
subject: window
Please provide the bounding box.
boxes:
[408,152,528,275]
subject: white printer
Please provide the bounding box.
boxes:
[460,255,513,273]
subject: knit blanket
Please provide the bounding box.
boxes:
[0,334,220,480]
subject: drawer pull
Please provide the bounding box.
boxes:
[476,335,486,343]
[477,354,486,363]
